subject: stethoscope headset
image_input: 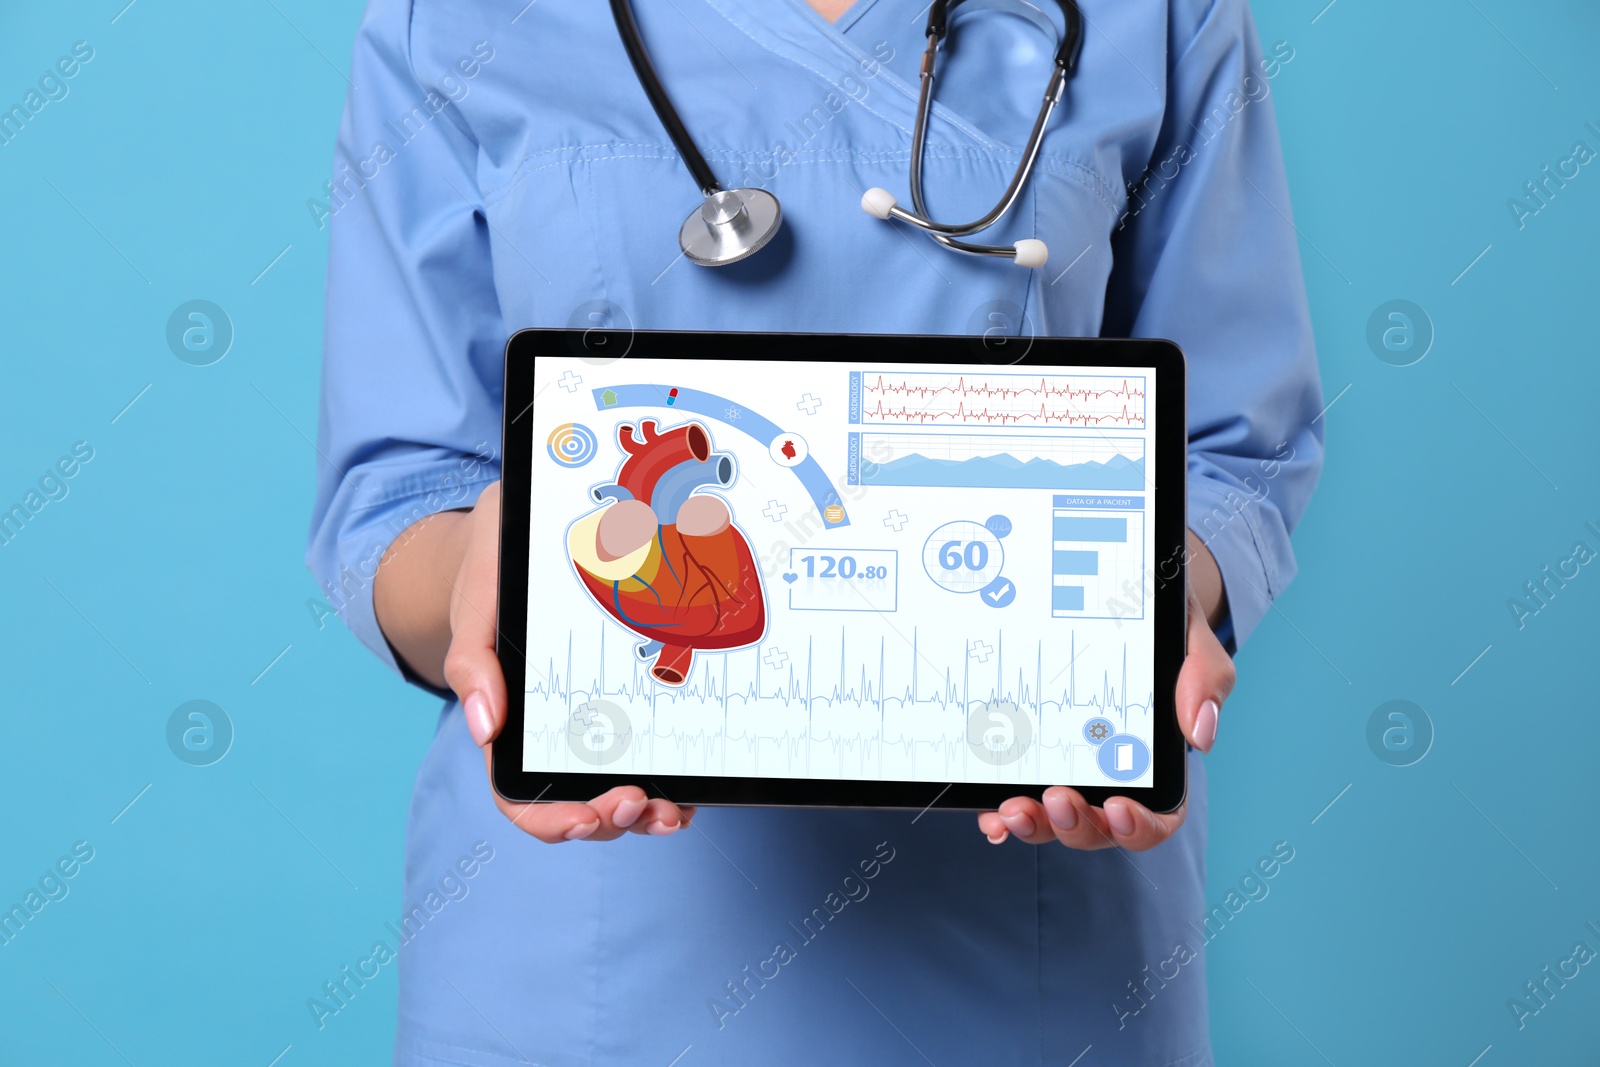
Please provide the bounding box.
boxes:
[608,0,1084,269]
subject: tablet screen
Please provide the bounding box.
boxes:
[523,355,1159,790]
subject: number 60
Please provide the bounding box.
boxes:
[938,540,988,571]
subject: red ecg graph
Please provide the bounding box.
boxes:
[861,374,1146,428]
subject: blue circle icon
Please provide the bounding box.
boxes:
[1365,699,1433,767]
[547,423,598,467]
[977,575,1015,608]
[165,700,233,767]
[1365,300,1433,367]
[1082,717,1114,745]
[166,300,234,367]
[1096,734,1150,782]
[985,514,1013,539]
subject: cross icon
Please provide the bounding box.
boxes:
[796,393,822,415]
[558,370,582,392]
[764,647,789,670]
[883,509,908,532]
[969,641,994,663]
[572,702,598,727]
[763,499,788,523]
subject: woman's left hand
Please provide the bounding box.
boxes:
[976,570,1235,852]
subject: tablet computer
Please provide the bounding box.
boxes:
[494,329,1187,814]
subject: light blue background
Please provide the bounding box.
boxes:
[2,2,1597,1064]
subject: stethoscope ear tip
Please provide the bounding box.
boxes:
[1013,239,1048,268]
[861,187,898,220]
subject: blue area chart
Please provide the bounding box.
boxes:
[864,452,1143,490]
[595,384,848,528]
[848,431,1145,490]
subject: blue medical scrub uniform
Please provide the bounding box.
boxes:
[308,0,1324,1063]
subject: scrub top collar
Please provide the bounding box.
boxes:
[708,0,1007,152]
[795,0,883,34]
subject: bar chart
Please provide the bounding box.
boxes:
[1050,494,1145,621]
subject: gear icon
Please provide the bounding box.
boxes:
[1087,721,1110,742]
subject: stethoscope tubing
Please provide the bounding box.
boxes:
[608,0,722,196]
[886,0,1082,260]
[899,60,1069,256]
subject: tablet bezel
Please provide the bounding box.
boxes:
[494,329,1188,814]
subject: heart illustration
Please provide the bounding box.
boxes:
[782,572,798,584]
[566,419,766,687]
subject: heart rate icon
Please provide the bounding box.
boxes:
[782,572,798,584]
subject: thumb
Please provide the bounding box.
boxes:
[445,623,504,748]
[444,486,506,748]
[1174,590,1235,754]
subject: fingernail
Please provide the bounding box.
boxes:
[1001,810,1035,838]
[987,829,1010,845]
[1105,801,1135,837]
[1194,699,1220,753]
[564,819,600,841]
[613,795,647,829]
[646,818,681,836]
[464,691,494,747]
[1043,790,1078,831]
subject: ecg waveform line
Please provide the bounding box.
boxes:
[527,626,1151,728]
[526,626,1154,780]
[860,374,1146,428]
[864,374,1146,404]
[860,400,1142,427]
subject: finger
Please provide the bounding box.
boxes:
[446,489,507,747]
[577,786,652,842]
[1102,796,1186,852]
[447,641,505,748]
[475,745,600,842]
[498,799,602,843]
[985,797,1060,846]
[1176,591,1235,754]
[1038,786,1122,851]
[625,797,695,836]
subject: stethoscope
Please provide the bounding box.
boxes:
[609,0,1083,269]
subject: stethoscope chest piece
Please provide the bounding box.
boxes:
[679,188,783,267]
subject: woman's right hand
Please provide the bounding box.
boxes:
[420,482,696,842]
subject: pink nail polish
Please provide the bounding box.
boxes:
[613,796,647,829]
[464,692,494,746]
[1043,791,1078,832]
[1106,801,1135,837]
[1002,811,1035,838]
[564,819,600,841]
[1195,699,1219,753]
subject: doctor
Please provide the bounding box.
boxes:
[309,0,1323,1063]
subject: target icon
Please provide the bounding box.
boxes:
[547,422,598,467]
